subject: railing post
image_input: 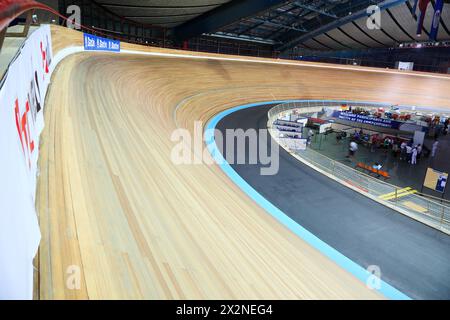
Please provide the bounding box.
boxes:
[0,27,6,53]
[6,9,33,38]
[23,10,34,37]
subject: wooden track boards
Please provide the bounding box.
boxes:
[35,26,450,299]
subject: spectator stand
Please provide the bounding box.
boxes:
[273,119,307,150]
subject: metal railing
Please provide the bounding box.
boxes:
[291,55,450,74]
[267,100,450,234]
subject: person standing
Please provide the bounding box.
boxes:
[370,135,377,153]
[432,140,439,157]
[383,138,390,151]
[307,129,314,145]
[392,141,399,157]
[411,147,418,165]
[354,129,360,141]
[417,144,423,160]
[400,141,407,161]
[347,140,358,158]
[406,144,413,163]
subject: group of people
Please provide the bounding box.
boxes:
[399,139,440,164]
[352,129,370,144]
[399,141,422,164]
[369,134,398,153]
[344,128,440,166]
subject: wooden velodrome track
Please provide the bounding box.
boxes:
[35,26,450,299]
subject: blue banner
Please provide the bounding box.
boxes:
[430,0,444,41]
[332,111,400,129]
[331,111,428,133]
[83,33,120,52]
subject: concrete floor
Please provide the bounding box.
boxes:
[217,104,450,300]
[308,129,450,201]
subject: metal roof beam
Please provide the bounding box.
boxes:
[252,18,307,32]
[173,0,288,40]
[275,7,299,17]
[293,2,337,18]
[277,0,406,53]
[205,31,280,45]
[236,4,299,36]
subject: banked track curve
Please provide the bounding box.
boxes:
[36,26,450,299]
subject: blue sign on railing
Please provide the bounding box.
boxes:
[331,111,428,133]
[332,111,400,129]
[83,33,120,52]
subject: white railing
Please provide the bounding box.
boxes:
[268,100,450,234]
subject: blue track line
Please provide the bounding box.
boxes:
[205,100,411,300]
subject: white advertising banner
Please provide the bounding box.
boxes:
[0,25,53,299]
[397,61,414,71]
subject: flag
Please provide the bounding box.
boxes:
[412,0,419,14]
[430,0,444,40]
[416,0,431,36]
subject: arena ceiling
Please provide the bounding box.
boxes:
[93,0,233,28]
[274,0,450,52]
[68,1,450,51]
[176,0,450,52]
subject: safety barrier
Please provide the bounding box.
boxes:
[0,0,129,300]
[268,100,450,234]
[0,0,61,300]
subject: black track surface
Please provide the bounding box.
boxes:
[215,104,450,300]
